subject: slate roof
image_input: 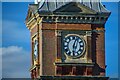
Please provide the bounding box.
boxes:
[26,0,111,24]
[38,0,110,13]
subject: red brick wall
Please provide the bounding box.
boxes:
[42,23,91,30]
[92,24,105,76]
[30,23,106,76]
[42,29,56,75]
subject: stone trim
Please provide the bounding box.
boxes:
[29,64,40,72]
[40,14,108,24]
[55,30,62,37]
[39,76,109,80]
[54,62,94,66]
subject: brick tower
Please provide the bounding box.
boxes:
[25,0,110,80]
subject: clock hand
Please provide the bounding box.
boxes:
[73,39,78,53]
[74,39,79,52]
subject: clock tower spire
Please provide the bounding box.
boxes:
[25,0,111,80]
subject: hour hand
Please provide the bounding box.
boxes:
[73,40,77,52]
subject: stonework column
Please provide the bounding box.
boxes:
[86,31,92,62]
[55,30,62,61]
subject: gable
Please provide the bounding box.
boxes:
[26,9,33,22]
[25,4,38,23]
[54,2,96,14]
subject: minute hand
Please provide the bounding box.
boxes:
[73,39,78,52]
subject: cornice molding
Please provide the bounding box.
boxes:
[40,13,109,24]
[25,11,110,30]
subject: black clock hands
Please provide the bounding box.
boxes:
[73,39,78,54]
[64,35,85,57]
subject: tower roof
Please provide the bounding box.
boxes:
[26,0,111,25]
[38,0,110,13]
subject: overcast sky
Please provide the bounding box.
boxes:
[1,1,119,79]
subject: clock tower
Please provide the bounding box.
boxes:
[25,0,110,80]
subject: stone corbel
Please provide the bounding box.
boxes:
[55,30,62,37]
[86,31,92,36]
[92,29,105,33]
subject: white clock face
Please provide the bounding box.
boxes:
[63,35,85,58]
[34,40,38,60]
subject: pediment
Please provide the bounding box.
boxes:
[25,4,38,23]
[26,9,34,22]
[54,2,96,14]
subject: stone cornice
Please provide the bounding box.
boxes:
[26,12,42,30]
[25,12,110,30]
[39,13,110,24]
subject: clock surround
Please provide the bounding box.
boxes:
[63,34,86,59]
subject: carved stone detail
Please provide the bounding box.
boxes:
[55,30,62,37]
[86,31,92,36]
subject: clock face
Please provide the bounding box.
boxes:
[63,35,85,58]
[34,40,38,60]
